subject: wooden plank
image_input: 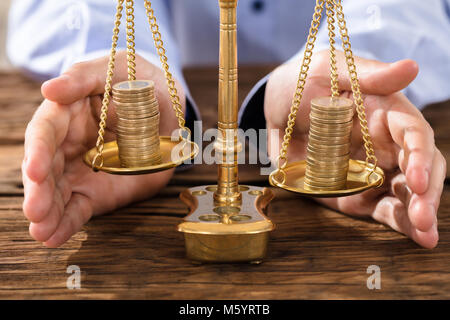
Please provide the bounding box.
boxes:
[0,69,450,299]
[0,72,41,144]
[0,186,448,299]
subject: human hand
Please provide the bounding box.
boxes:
[265,50,446,248]
[22,52,184,247]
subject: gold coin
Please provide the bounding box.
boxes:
[308,132,351,143]
[116,109,159,118]
[120,153,161,161]
[310,107,354,115]
[305,166,349,175]
[119,148,161,157]
[113,80,154,92]
[307,148,350,158]
[306,157,349,168]
[119,154,162,162]
[308,126,353,136]
[306,163,349,171]
[309,120,353,129]
[116,123,160,132]
[304,176,347,185]
[112,90,154,98]
[311,96,354,109]
[116,128,160,136]
[116,124,159,131]
[118,113,159,122]
[118,138,160,146]
[304,180,347,188]
[114,103,159,113]
[116,113,159,120]
[310,115,354,125]
[113,95,155,104]
[114,99,158,107]
[310,111,354,121]
[118,138,160,145]
[118,142,160,150]
[308,126,353,137]
[118,134,160,142]
[116,121,160,129]
[310,104,353,113]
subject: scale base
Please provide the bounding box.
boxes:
[178,185,274,263]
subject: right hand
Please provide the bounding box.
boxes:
[22,52,185,247]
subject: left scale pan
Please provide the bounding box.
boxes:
[84,138,199,175]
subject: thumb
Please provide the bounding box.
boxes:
[41,52,134,105]
[337,55,419,96]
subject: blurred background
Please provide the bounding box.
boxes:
[0,0,12,71]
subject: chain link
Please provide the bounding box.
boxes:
[126,0,136,81]
[326,0,339,97]
[275,0,325,172]
[275,0,379,178]
[334,0,378,169]
[92,0,191,170]
[92,0,124,170]
[144,0,188,137]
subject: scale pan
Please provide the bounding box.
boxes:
[269,159,384,198]
[83,137,199,175]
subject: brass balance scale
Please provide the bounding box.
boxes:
[83,0,385,263]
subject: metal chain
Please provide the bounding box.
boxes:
[326,0,339,97]
[334,0,378,169]
[126,0,136,81]
[92,0,124,169]
[144,0,188,140]
[275,0,325,175]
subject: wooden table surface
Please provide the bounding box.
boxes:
[0,66,449,300]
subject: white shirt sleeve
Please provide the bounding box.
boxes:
[6,0,184,85]
[7,0,200,122]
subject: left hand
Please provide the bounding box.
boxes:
[265,50,446,249]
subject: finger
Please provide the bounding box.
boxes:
[22,172,55,223]
[41,58,110,105]
[408,150,446,232]
[44,193,93,248]
[24,100,71,183]
[41,52,156,105]
[332,52,418,96]
[28,188,65,242]
[372,196,438,249]
[387,101,435,194]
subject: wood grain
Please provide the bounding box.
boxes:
[0,68,449,299]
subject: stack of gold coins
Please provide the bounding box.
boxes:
[112,80,161,167]
[304,96,354,191]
